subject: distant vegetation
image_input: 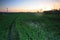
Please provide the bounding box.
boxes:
[43,9,60,15]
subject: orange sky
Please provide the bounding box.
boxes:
[0,0,60,12]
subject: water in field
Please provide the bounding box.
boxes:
[0,13,60,40]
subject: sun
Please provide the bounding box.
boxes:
[30,5,53,12]
[42,6,53,11]
[43,7,52,11]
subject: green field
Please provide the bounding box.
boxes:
[0,13,60,40]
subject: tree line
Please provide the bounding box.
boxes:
[43,9,60,15]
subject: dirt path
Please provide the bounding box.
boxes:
[8,17,20,40]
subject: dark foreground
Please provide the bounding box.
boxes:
[0,12,60,40]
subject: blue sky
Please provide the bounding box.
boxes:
[0,0,60,12]
[1,0,59,7]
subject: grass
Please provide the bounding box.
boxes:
[0,12,60,40]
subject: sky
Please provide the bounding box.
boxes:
[0,0,60,12]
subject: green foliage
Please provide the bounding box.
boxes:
[0,13,60,40]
